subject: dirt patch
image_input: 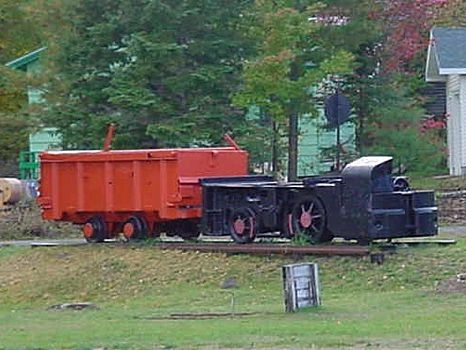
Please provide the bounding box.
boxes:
[435,274,466,294]
[141,312,260,320]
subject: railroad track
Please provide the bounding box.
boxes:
[0,238,369,256]
[155,242,370,256]
[0,236,455,257]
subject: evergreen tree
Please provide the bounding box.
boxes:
[40,0,256,149]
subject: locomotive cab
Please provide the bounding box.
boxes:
[201,156,438,244]
[337,156,438,242]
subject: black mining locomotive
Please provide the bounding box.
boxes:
[201,156,438,244]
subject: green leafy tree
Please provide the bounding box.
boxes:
[0,0,43,173]
[39,0,256,150]
[0,68,29,164]
[233,0,353,179]
[0,0,42,62]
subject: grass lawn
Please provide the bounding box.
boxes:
[0,237,465,349]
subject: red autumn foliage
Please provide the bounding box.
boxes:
[420,114,448,133]
[381,0,448,73]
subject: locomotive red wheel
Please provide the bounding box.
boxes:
[83,216,106,243]
[284,195,331,244]
[122,216,148,241]
[229,208,257,244]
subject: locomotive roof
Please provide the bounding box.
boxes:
[344,156,393,168]
[342,156,393,184]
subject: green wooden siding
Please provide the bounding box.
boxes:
[298,113,356,176]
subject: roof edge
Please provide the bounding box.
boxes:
[5,47,47,69]
[439,68,466,75]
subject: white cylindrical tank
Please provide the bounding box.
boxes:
[0,178,24,205]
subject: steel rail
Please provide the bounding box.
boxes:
[156,242,370,256]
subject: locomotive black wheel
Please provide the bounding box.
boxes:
[165,220,201,240]
[319,229,334,243]
[122,216,148,241]
[178,220,201,240]
[284,195,327,244]
[83,216,106,243]
[229,208,257,244]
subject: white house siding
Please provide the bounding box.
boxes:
[446,75,462,175]
[461,75,466,173]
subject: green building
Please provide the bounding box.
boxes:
[248,105,356,177]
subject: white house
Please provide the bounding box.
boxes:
[425,27,466,175]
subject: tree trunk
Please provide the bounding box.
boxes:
[288,112,298,181]
[272,121,279,175]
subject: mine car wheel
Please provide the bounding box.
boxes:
[83,216,106,243]
[229,208,257,244]
[122,216,148,241]
[284,195,327,244]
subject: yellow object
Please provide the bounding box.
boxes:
[0,178,23,208]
